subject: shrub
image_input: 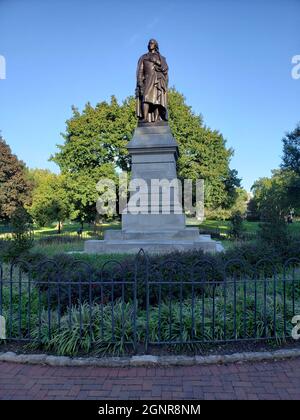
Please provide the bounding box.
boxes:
[30,300,141,356]
[258,205,289,249]
[0,207,34,262]
[229,211,245,240]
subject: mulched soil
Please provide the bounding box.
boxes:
[1,339,299,358]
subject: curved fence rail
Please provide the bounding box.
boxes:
[0,251,299,354]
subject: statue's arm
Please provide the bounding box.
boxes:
[136,57,144,88]
[161,56,168,74]
[152,55,168,74]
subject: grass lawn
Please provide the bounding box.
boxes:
[195,219,260,234]
[3,218,300,238]
[31,240,130,264]
[32,240,85,255]
[0,220,122,241]
[32,220,121,237]
[189,217,300,236]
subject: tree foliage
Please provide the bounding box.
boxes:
[229,211,245,240]
[28,169,71,230]
[280,123,300,210]
[0,135,32,221]
[281,123,300,175]
[52,96,135,173]
[251,123,300,219]
[204,188,248,220]
[251,171,292,216]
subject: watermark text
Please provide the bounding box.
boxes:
[291,55,300,80]
[96,174,205,219]
[292,315,300,340]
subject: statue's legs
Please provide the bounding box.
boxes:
[158,105,167,121]
[142,102,150,122]
[142,103,167,122]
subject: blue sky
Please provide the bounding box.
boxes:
[0,0,299,191]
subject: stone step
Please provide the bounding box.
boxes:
[84,238,219,255]
[104,227,201,241]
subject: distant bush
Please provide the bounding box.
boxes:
[259,217,289,250]
[229,211,245,240]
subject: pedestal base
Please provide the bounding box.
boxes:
[84,240,222,255]
[84,229,223,255]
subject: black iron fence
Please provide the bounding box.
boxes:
[0,250,300,354]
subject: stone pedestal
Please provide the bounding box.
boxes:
[84,123,222,254]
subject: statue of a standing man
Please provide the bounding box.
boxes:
[136,39,168,123]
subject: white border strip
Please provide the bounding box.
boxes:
[0,348,299,367]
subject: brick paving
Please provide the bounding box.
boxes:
[0,358,300,400]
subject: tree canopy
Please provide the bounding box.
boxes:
[28,169,71,230]
[251,122,300,220]
[281,123,300,175]
[0,135,32,221]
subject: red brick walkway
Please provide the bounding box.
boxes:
[0,358,300,400]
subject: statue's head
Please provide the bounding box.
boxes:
[148,39,159,52]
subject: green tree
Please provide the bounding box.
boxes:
[281,123,300,175]
[251,123,300,231]
[246,196,260,221]
[205,188,248,220]
[251,172,290,247]
[258,188,289,249]
[28,169,71,233]
[229,211,245,240]
[281,123,300,211]
[51,97,128,223]
[52,97,135,173]
[251,171,293,218]
[230,188,248,215]
[0,136,32,221]
[65,164,118,226]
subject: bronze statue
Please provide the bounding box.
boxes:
[136,39,168,123]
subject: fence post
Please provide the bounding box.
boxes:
[134,249,149,354]
[134,249,148,354]
[133,256,138,355]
